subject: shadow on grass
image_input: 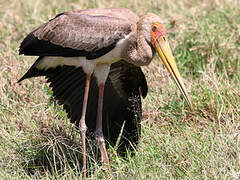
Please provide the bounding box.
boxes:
[16,122,137,177]
[17,124,100,177]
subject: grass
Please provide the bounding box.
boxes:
[0,0,239,179]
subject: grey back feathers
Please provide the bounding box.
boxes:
[20,8,137,57]
[34,14,132,51]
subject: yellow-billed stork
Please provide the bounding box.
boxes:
[18,8,192,178]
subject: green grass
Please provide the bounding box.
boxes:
[0,0,239,179]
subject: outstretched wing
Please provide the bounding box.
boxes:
[18,59,148,153]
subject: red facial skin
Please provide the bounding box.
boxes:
[151,23,167,45]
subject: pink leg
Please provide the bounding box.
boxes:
[80,74,91,180]
[95,83,112,174]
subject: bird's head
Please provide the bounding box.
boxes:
[140,13,193,108]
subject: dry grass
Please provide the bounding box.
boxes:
[0,0,239,179]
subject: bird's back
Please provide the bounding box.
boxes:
[68,8,139,22]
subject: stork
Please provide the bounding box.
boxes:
[18,8,192,178]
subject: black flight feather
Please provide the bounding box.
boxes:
[18,59,148,153]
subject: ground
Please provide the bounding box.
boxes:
[0,0,239,179]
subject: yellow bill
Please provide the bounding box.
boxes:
[155,36,192,108]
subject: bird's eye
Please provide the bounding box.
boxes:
[152,25,157,32]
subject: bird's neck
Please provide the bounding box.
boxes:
[126,30,154,66]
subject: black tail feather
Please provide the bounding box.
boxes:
[18,56,45,83]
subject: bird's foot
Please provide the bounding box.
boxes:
[95,130,112,175]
